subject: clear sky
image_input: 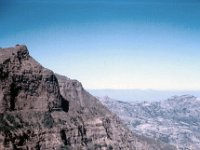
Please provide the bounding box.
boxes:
[1,0,200,90]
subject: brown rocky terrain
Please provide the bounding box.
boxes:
[0,45,175,150]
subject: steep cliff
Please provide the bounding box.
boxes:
[0,45,175,150]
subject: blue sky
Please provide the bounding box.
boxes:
[1,0,200,90]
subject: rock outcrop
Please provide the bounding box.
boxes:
[0,45,68,112]
[0,45,175,150]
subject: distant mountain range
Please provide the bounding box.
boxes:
[0,45,175,150]
[99,95,200,149]
[89,89,200,102]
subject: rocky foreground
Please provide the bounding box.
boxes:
[100,95,200,150]
[0,45,175,150]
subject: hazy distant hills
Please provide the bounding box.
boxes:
[89,89,200,102]
[99,95,200,149]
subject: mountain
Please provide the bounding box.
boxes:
[89,89,200,102]
[99,95,200,149]
[0,45,175,150]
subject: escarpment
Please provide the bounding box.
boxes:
[0,45,175,150]
[0,45,68,112]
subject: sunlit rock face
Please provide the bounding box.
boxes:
[0,45,175,150]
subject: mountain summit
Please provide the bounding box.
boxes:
[0,45,68,112]
[0,45,175,150]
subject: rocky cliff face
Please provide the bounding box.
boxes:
[0,45,67,112]
[0,45,175,150]
[99,95,200,150]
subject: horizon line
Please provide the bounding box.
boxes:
[87,88,200,91]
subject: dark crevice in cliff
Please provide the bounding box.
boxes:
[0,64,9,80]
[61,96,69,112]
[10,83,20,111]
[103,118,112,140]
[60,129,70,146]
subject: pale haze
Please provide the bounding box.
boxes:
[1,0,200,90]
